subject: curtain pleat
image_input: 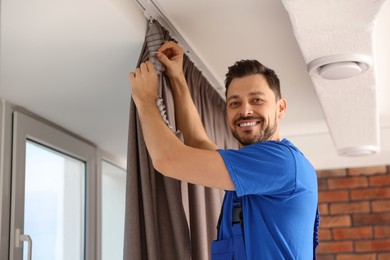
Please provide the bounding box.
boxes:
[124,20,238,260]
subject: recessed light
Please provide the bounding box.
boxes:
[307,54,371,80]
[338,145,379,156]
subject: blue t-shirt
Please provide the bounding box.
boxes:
[217,139,318,259]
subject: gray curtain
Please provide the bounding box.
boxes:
[124,20,239,260]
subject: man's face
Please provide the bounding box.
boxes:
[226,74,286,146]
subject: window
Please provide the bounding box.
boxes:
[10,112,97,260]
[24,141,85,260]
[101,160,126,260]
[1,104,127,260]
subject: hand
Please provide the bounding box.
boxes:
[129,61,158,107]
[157,41,184,78]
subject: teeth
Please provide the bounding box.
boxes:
[240,121,256,127]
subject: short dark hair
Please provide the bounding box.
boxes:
[225,60,281,99]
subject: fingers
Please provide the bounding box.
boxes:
[156,51,169,65]
[145,61,156,73]
[129,70,139,88]
[129,72,136,85]
[158,41,182,53]
[155,41,184,75]
[139,61,155,73]
[129,68,141,80]
[158,41,183,59]
[130,61,156,76]
[129,61,159,103]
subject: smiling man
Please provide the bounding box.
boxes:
[226,69,284,146]
[129,41,319,259]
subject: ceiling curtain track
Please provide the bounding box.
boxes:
[123,19,239,260]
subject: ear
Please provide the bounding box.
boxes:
[277,98,287,119]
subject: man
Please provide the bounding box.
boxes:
[129,41,318,259]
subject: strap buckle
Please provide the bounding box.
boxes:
[232,198,243,226]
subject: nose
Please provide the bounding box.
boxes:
[240,102,253,117]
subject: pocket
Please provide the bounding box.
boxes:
[211,236,247,260]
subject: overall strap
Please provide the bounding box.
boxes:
[216,197,243,238]
[216,197,225,238]
[232,198,243,226]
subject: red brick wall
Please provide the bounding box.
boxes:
[316,165,390,260]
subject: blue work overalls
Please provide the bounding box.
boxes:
[211,198,320,260]
[211,198,247,260]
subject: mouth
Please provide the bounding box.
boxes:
[236,119,261,129]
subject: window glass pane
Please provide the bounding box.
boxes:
[101,161,126,260]
[24,140,85,260]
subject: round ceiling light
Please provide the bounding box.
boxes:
[307,54,372,80]
[338,145,379,156]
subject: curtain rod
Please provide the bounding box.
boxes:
[135,0,226,100]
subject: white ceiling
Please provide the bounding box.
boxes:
[1,0,389,169]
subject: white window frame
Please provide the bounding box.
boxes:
[0,100,13,260]
[97,151,126,260]
[0,100,127,260]
[6,105,101,260]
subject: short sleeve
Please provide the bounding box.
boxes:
[217,141,297,197]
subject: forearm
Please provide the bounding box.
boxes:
[135,99,234,190]
[136,100,185,168]
[168,74,218,150]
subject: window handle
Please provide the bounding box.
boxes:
[15,228,33,260]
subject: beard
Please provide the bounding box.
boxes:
[230,114,278,146]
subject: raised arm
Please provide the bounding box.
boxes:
[129,61,234,190]
[156,41,218,150]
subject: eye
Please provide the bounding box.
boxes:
[228,101,240,108]
[252,98,263,104]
